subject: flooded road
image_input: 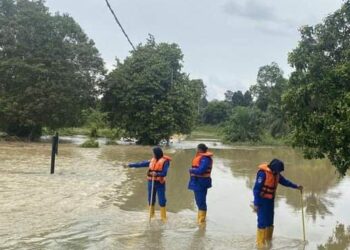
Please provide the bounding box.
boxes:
[0,140,349,249]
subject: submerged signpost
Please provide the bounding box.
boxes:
[50,132,59,174]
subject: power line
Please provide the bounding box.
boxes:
[104,0,136,51]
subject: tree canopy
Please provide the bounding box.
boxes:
[285,1,350,175]
[224,90,252,107]
[201,100,231,125]
[223,106,264,142]
[0,0,104,140]
[102,36,200,145]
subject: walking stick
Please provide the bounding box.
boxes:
[149,176,155,222]
[300,189,306,242]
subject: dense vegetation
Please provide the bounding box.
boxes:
[200,62,287,143]
[0,0,349,174]
[199,2,350,174]
[101,36,205,145]
[285,2,350,175]
[0,0,105,140]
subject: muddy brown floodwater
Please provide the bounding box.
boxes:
[0,139,349,249]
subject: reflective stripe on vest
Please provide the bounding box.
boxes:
[191,152,213,178]
[258,163,279,199]
[147,155,171,184]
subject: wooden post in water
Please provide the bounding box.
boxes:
[50,132,59,174]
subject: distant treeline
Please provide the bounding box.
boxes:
[199,62,288,144]
[0,0,349,175]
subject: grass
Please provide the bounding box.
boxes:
[187,125,222,140]
[223,133,289,147]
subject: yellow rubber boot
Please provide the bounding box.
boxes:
[266,226,274,242]
[256,228,266,248]
[198,210,207,225]
[160,206,167,223]
[149,205,155,218]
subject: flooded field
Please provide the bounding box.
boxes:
[0,139,349,249]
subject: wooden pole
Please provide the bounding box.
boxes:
[50,132,58,174]
[149,176,155,222]
[300,190,306,242]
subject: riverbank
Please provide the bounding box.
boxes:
[1,125,288,147]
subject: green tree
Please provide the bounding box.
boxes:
[250,63,289,138]
[250,62,287,112]
[231,91,245,106]
[285,1,350,175]
[190,79,208,121]
[223,106,264,142]
[0,0,104,140]
[202,100,231,125]
[81,108,108,138]
[102,36,199,145]
[224,90,252,107]
[224,90,234,102]
[243,90,253,106]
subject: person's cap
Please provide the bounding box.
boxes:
[153,147,163,160]
[197,143,208,152]
[269,159,285,173]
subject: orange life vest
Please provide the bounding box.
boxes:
[258,163,280,199]
[147,155,171,184]
[191,152,213,178]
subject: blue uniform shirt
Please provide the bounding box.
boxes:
[253,170,298,206]
[188,156,212,191]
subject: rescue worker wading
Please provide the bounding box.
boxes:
[128,147,171,223]
[188,143,213,225]
[253,159,303,248]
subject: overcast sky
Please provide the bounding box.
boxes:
[45,0,343,100]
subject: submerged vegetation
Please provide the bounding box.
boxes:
[80,139,99,148]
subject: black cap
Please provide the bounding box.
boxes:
[153,147,163,160]
[197,143,208,152]
[269,159,285,173]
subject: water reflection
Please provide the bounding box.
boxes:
[189,228,207,250]
[100,145,342,222]
[1,141,349,249]
[318,224,350,250]
[214,148,340,222]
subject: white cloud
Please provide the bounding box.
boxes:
[223,0,278,22]
[45,0,344,101]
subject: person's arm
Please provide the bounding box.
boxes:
[279,174,299,189]
[128,160,150,168]
[155,161,170,177]
[253,171,266,207]
[190,157,210,175]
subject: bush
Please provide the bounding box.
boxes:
[223,106,265,142]
[99,128,123,140]
[202,100,231,125]
[80,139,99,148]
[105,139,118,145]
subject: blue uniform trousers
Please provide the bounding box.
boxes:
[194,189,208,211]
[257,198,274,229]
[148,180,166,207]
